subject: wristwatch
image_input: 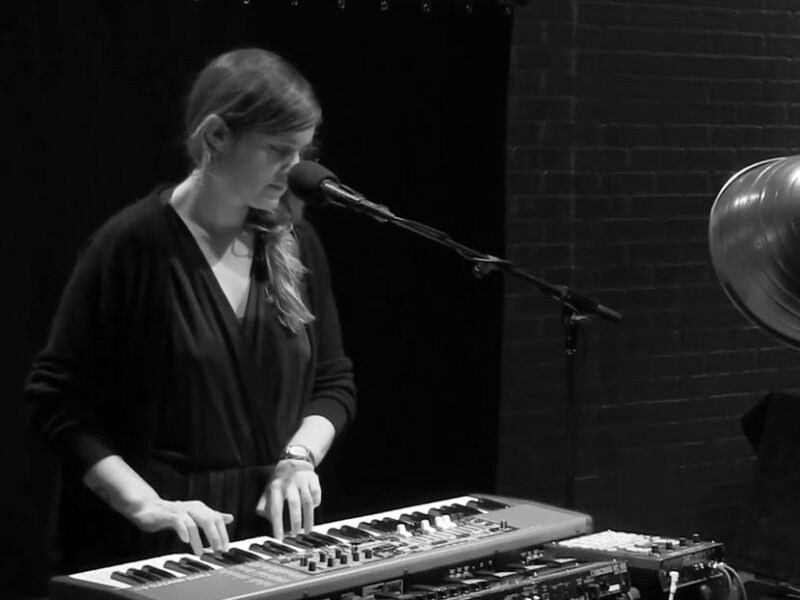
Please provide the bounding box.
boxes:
[279,444,317,468]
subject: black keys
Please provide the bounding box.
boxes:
[286,533,329,549]
[381,517,403,531]
[397,514,421,531]
[127,568,161,583]
[283,535,317,550]
[110,564,180,586]
[468,497,509,511]
[181,557,214,571]
[411,511,432,524]
[306,531,342,545]
[268,540,298,555]
[250,542,282,557]
[110,571,149,586]
[254,540,297,556]
[228,547,262,562]
[163,557,214,574]
[367,518,397,534]
[141,565,177,580]
[200,551,234,567]
[342,524,374,541]
[436,503,480,520]
[201,550,251,566]
[455,503,482,516]
[326,527,357,541]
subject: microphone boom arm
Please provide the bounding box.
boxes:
[335,200,622,324]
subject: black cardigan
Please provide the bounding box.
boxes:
[24,187,356,568]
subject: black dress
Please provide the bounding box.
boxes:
[25,187,356,572]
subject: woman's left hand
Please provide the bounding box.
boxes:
[256,459,321,539]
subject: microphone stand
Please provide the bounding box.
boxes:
[326,195,622,509]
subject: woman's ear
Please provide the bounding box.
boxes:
[199,114,232,157]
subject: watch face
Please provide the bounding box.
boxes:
[282,445,315,467]
[287,445,309,459]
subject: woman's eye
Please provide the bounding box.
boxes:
[270,145,292,157]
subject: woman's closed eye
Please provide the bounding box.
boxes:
[270,144,297,159]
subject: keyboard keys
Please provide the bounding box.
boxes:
[228,547,262,562]
[126,568,161,583]
[343,525,374,540]
[162,559,200,575]
[110,571,148,586]
[470,497,509,511]
[182,557,215,571]
[283,535,316,550]
[201,550,248,567]
[262,540,297,555]
[306,531,341,546]
[249,542,281,557]
[65,495,513,593]
[294,533,327,548]
[141,565,177,579]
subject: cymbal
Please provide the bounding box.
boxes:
[709,155,800,349]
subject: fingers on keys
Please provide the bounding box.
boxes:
[269,486,285,540]
[267,480,319,539]
[173,501,233,555]
[300,486,314,533]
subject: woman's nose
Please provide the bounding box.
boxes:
[286,151,302,171]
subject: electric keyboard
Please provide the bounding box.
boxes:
[51,494,593,600]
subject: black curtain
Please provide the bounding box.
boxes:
[4,1,511,595]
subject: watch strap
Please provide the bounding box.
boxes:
[279,444,316,468]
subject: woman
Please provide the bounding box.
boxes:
[25,48,356,571]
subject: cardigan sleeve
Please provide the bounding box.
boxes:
[24,232,132,475]
[299,222,357,434]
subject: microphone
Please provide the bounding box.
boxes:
[288,161,395,219]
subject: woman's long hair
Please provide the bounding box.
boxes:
[184,49,321,333]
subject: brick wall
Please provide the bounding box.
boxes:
[500,0,800,544]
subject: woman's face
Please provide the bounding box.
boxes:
[215,126,316,211]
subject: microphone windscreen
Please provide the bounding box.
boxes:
[288,161,339,205]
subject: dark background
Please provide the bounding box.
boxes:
[500,0,800,564]
[3,1,510,597]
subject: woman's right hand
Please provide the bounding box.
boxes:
[83,455,234,556]
[128,498,234,555]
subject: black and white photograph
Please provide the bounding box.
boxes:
[3,1,800,599]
